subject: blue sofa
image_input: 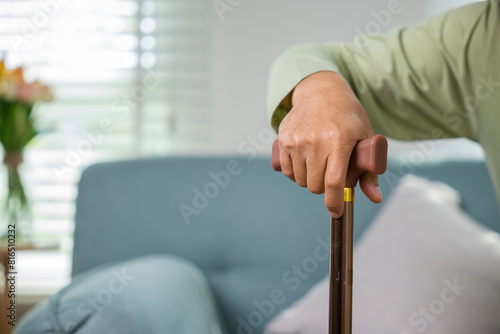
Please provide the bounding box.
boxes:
[16,153,500,333]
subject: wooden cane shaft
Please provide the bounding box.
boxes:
[329,192,354,334]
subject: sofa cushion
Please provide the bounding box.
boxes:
[264,175,500,334]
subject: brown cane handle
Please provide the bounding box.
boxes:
[271,135,388,187]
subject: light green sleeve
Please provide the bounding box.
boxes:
[267,1,492,139]
[267,0,500,205]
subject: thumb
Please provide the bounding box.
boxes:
[359,173,382,203]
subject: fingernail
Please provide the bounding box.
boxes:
[376,186,383,201]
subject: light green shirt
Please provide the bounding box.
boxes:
[267,0,500,207]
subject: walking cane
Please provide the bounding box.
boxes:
[271,135,388,334]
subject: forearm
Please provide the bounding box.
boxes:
[267,43,345,132]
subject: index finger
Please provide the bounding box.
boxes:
[324,144,354,218]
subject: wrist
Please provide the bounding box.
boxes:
[291,71,349,106]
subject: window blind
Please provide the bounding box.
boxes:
[0,0,213,245]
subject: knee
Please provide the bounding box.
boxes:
[15,255,221,334]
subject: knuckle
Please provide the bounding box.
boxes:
[307,175,325,194]
[278,134,294,151]
[325,171,344,189]
[280,132,324,152]
[308,184,324,194]
[324,124,344,139]
[297,180,307,188]
[281,168,294,179]
[302,133,318,148]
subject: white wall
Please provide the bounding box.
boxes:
[208,0,483,157]
[425,0,483,16]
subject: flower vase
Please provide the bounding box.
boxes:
[1,151,33,244]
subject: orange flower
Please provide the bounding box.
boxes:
[0,59,5,79]
[10,66,24,83]
[0,62,52,103]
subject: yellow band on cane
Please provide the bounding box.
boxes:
[344,187,354,202]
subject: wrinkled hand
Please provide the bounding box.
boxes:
[277,71,382,218]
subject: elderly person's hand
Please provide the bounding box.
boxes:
[276,71,382,218]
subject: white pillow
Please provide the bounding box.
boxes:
[264,175,500,334]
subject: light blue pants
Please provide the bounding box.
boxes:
[15,255,224,334]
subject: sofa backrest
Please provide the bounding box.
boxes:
[73,155,499,333]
